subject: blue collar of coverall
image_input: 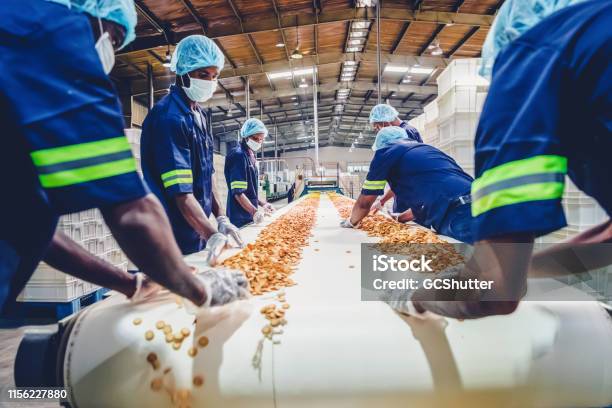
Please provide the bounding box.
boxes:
[169,84,196,116]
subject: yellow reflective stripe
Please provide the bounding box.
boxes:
[472,182,564,217]
[231,181,248,189]
[31,136,130,166]
[472,155,567,194]
[38,158,137,188]
[163,177,193,188]
[161,169,192,181]
[363,180,386,189]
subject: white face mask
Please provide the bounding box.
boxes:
[246,139,262,152]
[95,31,115,75]
[183,77,217,102]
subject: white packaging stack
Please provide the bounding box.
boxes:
[422,100,439,145]
[125,128,142,175]
[436,58,489,95]
[18,209,129,303]
[213,153,228,207]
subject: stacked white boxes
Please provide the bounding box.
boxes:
[18,210,128,302]
[434,59,490,177]
[422,100,439,145]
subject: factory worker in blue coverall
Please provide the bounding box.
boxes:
[0,0,248,314]
[140,35,243,265]
[391,0,612,319]
[341,126,475,244]
[224,118,276,228]
[367,104,423,214]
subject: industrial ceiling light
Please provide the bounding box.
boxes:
[299,77,308,88]
[275,42,285,48]
[349,31,367,38]
[162,45,171,68]
[346,47,360,52]
[291,17,303,59]
[344,60,357,66]
[226,106,233,117]
[268,67,316,79]
[352,21,370,29]
[385,65,410,73]
[356,0,377,6]
[291,48,304,59]
[430,39,444,56]
[410,66,435,74]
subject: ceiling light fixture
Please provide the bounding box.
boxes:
[430,39,444,56]
[384,65,410,73]
[291,16,303,59]
[275,42,285,48]
[162,45,171,68]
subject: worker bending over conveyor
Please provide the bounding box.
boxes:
[394,0,612,319]
[341,127,474,243]
[370,104,423,143]
[0,0,248,317]
[140,35,243,264]
[224,118,275,228]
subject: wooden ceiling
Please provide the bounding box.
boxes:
[113,0,501,151]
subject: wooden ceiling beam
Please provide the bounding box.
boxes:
[418,24,446,56]
[118,8,494,55]
[390,22,411,54]
[447,26,479,57]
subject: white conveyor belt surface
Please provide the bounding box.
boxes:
[64,194,612,408]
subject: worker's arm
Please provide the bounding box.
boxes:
[175,193,218,240]
[412,235,533,319]
[530,219,612,278]
[235,193,258,215]
[102,194,207,306]
[210,177,226,218]
[379,189,395,206]
[44,231,137,298]
[349,194,377,226]
[396,208,414,223]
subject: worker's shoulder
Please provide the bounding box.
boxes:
[226,145,247,162]
[515,0,611,52]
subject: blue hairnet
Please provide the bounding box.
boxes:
[369,104,399,123]
[46,0,71,6]
[240,118,268,139]
[480,0,586,78]
[372,126,408,151]
[171,35,225,76]
[70,0,138,49]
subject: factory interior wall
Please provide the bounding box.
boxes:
[280,147,374,173]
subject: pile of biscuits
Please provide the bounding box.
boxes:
[222,193,320,295]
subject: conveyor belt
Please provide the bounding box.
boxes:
[57,194,612,407]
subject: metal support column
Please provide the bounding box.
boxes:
[376,2,382,104]
[147,63,154,110]
[245,76,251,120]
[312,66,319,173]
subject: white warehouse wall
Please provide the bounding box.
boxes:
[280,146,374,172]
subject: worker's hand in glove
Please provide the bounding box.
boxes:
[185,268,250,312]
[216,216,244,248]
[263,203,275,215]
[253,209,265,225]
[204,232,229,266]
[129,272,162,303]
[370,197,383,214]
[340,218,356,228]
[382,265,462,319]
